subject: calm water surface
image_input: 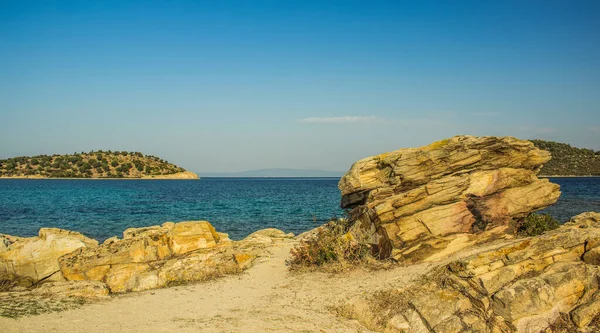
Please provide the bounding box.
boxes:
[0,177,598,241]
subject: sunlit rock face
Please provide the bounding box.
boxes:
[342,212,600,333]
[339,135,561,261]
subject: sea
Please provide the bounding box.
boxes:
[0,177,599,242]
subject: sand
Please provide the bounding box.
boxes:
[0,238,511,333]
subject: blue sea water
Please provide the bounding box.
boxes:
[0,178,343,241]
[0,177,599,242]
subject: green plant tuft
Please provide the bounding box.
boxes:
[288,218,389,272]
[514,213,560,236]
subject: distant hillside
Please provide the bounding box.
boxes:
[531,140,600,176]
[0,151,197,179]
[200,168,344,178]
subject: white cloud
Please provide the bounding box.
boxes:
[589,126,600,132]
[299,116,379,123]
[470,112,500,116]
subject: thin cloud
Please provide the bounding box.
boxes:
[470,112,500,116]
[299,116,379,123]
[589,126,600,132]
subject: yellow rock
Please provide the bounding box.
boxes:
[343,213,600,333]
[0,228,97,284]
[58,220,240,293]
[339,135,561,261]
[168,221,220,255]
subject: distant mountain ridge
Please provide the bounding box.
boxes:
[531,140,600,176]
[199,168,344,178]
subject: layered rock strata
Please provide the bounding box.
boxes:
[339,135,561,261]
[342,212,600,333]
[1,221,293,295]
[58,221,236,293]
[0,229,98,286]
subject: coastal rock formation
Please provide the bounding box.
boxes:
[342,212,600,333]
[59,221,237,293]
[339,135,561,261]
[0,229,98,286]
[0,221,293,295]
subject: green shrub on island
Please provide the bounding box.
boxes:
[514,213,560,237]
[531,139,600,176]
[0,151,187,178]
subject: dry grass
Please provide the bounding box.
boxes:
[287,219,394,272]
[165,263,243,288]
[0,273,18,292]
[1,272,89,318]
[0,293,86,318]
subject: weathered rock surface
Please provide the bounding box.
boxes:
[0,229,98,286]
[339,135,561,261]
[341,212,600,333]
[1,220,292,296]
[59,221,238,293]
[232,228,295,269]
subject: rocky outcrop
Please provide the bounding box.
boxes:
[341,212,600,333]
[339,135,561,261]
[58,221,237,293]
[0,229,98,286]
[1,221,293,296]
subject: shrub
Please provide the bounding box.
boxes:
[514,213,560,236]
[287,218,381,272]
[0,273,18,292]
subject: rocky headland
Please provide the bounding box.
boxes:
[1,135,599,332]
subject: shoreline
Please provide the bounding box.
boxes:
[0,171,200,180]
[0,177,201,180]
[539,175,600,178]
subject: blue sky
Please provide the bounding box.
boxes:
[1,0,599,172]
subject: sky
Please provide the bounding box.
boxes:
[1,0,599,173]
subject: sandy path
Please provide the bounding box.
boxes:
[0,240,376,333]
[0,238,513,333]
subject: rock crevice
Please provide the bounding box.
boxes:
[342,212,600,333]
[1,221,294,295]
[339,136,561,261]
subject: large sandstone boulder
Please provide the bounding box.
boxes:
[0,229,98,286]
[1,221,293,296]
[339,135,561,261]
[342,212,600,333]
[59,221,238,293]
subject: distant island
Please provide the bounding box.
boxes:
[0,151,198,179]
[531,140,600,176]
[199,168,344,178]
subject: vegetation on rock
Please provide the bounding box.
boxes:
[531,139,600,176]
[339,212,600,333]
[339,135,561,262]
[0,151,187,178]
[288,219,387,272]
[514,213,560,236]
